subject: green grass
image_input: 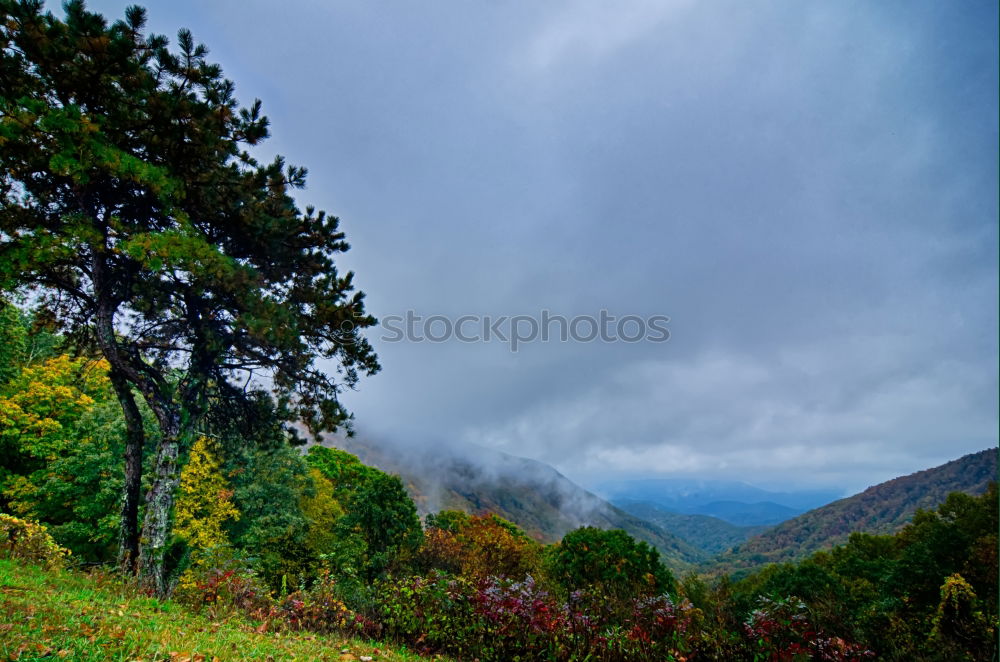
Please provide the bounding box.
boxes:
[0,559,440,661]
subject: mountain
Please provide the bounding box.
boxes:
[322,435,708,571]
[598,478,842,526]
[710,448,998,575]
[614,500,768,555]
[689,501,801,526]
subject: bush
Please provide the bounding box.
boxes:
[280,570,382,639]
[173,556,273,618]
[743,596,874,661]
[0,514,70,568]
[417,512,542,581]
[375,571,480,657]
[547,527,675,602]
[371,570,710,662]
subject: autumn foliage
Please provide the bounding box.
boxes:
[0,514,71,568]
[418,511,542,580]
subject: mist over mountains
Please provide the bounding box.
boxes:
[597,477,843,520]
[326,435,997,576]
[323,434,708,570]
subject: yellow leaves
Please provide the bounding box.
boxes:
[301,468,342,556]
[174,437,240,555]
[0,514,71,568]
[0,354,111,462]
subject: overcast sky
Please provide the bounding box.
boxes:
[89,0,999,494]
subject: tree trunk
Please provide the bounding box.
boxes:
[110,371,145,575]
[138,411,182,597]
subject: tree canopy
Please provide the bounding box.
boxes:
[0,0,379,592]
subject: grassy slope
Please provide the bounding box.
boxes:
[0,559,436,662]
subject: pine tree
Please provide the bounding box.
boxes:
[0,1,379,593]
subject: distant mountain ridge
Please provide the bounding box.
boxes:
[686,501,801,527]
[598,477,842,526]
[710,448,998,575]
[323,435,708,571]
[614,500,768,554]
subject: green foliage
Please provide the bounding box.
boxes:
[926,574,994,661]
[224,442,338,591]
[338,472,423,582]
[547,526,676,600]
[306,446,383,500]
[0,354,112,472]
[0,301,27,385]
[0,340,147,563]
[300,469,343,558]
[730,483,999,660]
[0,513,70,568]
[424,509,471,533]
[716,448,998,574]
[306,445,422,582]
[4,397,131,562]
[375,572,479,658]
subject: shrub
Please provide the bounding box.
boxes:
[473,574,565,660]
[743,596,874,661]
[418,512,542,581]
[372,571,709,662]
[0,514,70,568]
[173,556,272,618]
[375,571,480,658]
[279,570,381,639]
[547,527,675,601]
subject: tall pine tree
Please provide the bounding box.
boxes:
[0,1,379,594]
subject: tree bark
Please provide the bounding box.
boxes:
[110,370,145,575]
[138,409,182,597]
[91,288,179,595]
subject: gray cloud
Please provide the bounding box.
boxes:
[87,0,998,494]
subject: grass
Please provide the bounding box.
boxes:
[0,559,441,662]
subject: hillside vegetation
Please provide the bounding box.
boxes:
[615,500,767,554]
[712,448,998,574]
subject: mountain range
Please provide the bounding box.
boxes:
[710,447,998,575]
[326,435,997,578]
[598,478,842,526]
[612,501,769,555]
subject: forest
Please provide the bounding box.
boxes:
[0,2,996,661]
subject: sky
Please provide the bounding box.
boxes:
[87,0,999,494]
